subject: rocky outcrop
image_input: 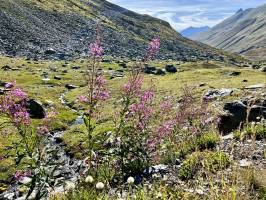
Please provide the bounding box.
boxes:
[218,99,266,134]
[0,0,239,61]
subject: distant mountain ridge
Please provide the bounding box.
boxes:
[194,4,266,61]
[181,26,210,39]
[0,0,240,61]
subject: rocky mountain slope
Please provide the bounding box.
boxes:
[181,26,210,39]
[0,0,239,61]
[194,4,266,61]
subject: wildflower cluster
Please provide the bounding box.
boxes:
[89,42,104,57]
[0,82,30,126]
[14,170,32,181]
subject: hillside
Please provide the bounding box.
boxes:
[0,0,238,61]
[181,26,210,39]
[194,5,266,61]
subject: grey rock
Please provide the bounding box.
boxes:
[260,66,266,72]
[144,66,157,74]
[72,66,81,70]
[27,99,46,119]
[3,193,15,200]
[226,71,241,76]
[1,65,12,71]
[203,88,233,100]
[155,69,166,76]
[165,64,177,73]
[54,75,61,80]
[245,84,265,90]
[239,159,252,167]
[65,84,79,90]
[44,48,56,55]
[218,99,266,134]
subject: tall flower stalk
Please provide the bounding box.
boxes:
[114,37,161,182]
[77,28,109,168]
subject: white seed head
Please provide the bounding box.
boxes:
[65,181,75,190]
[156,192,163,198]
[127,176,135,184]
[85,175,94,183]
[96,182,104,190]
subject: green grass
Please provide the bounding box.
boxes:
[0,55,265,189]
[178,151,230,180]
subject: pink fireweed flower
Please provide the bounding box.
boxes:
[146,138,158,151]
[37,125,49,135]
[14,170,31,181]
[157,120,176,137]
[5,82,15,88]
[92,90,110,101]
[89,42,104,57]
[11,88,28,99]
[127,89,155,131]
[78,95,88,103]
[160,99,174,114]
[148,38,160,53]
[140,90,154,103]
[96,75,106,86]
[123,77,143,95]
[14,111,30,125]
[145,37,160,60]
[0,84,30,126]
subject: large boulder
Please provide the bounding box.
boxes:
[218,99,266,134]
[165,64,177,73]
[155,69,166,76]
[27,99,46,119]
[144,66,157,74]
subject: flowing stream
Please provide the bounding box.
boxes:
[1,90,86,200]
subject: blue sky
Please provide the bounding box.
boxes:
[108,0,266,31]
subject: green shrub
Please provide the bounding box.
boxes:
[197,132,220,150]
[167,132,220,162]
[179,151,230,180]
[233,122,266,140]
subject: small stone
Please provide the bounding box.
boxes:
[245,84,265,90]
[222,133,234,140]
[226,71,241,76]
[19,177,32,184]
[195,189,204,195]
[54,75,61,80]
[65,84,79,90]
[239,159,252,167]
[203,88,233,100]
[4,193,15,200]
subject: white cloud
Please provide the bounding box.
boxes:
[107,0,266,31]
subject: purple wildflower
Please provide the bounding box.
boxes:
[89,42,104,57]
[37,125,49,135]
[78,95,88,103]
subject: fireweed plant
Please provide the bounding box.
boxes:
[76,32,110,170]
[112,38,172,180]
[77,34,215,189]
[0,82,56,199]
